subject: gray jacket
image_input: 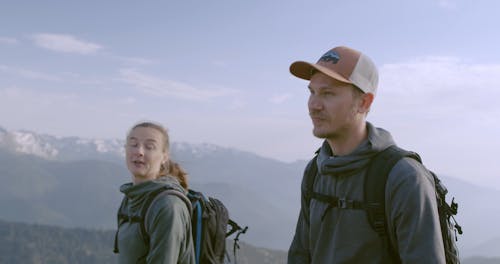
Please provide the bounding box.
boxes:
[288,123,445,264]
[117,176,195,264]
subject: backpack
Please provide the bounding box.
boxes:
[305,145,462,264]
[113,186,248,264]
[187,189,248,264]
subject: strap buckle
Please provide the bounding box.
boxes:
[338,198,352,209]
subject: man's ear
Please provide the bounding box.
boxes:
[358,92,374,114]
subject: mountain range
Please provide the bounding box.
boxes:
[1,126,499,258]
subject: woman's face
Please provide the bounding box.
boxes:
[125,126,168,184]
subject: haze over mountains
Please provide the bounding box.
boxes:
[0,126,499,258]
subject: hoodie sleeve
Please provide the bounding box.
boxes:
[288,164,313,264]
[145,194,195,264]
[386,157,446,264]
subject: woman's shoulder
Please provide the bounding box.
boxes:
[148,188,191,216]
[155,176,186,191]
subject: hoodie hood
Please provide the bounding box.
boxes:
[317,122,395,176]
[119,175,186,213]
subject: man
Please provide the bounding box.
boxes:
[287,46,445,263]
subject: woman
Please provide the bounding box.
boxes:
[114,121,195,264]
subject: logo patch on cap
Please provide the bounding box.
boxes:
[319,50,340,64]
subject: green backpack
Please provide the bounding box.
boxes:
[304,145,462,264]
[114,187,247,264]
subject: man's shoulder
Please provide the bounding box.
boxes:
[386,156,435,192]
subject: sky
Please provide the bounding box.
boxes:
[1,0,499,189]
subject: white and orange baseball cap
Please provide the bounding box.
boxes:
[290,46,379,95]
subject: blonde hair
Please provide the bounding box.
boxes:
[128,121,189,189]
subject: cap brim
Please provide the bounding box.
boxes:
[289,61,352,84]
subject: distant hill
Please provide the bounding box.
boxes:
[462,256,500,264]
[2,219,498,264]
[0,126,499,257]
[0,219,116,264]
[0,219,286,264]
[0,132,304,250]
[0,148,126,228]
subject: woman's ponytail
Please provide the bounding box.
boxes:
[167,160,189,189]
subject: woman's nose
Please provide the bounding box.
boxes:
[132,145,145,156]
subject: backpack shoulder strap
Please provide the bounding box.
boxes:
[113,195,129,254]
[139,186,191,253]
[364,145,421,229]
[304,148,320,206]
[187,189,204,264]
[364,145,421,262]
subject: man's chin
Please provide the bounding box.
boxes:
[312,129,328,139]
[313,129,338,140]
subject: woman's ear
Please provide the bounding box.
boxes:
[163,156,169,166]
[162,151,169,166]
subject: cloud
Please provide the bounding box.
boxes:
[211,60,228,67]
[118,96,137,105]
[228,99,247,110]
[116,56,155,65]
[379,56,500,117]
[375,55,500,139]
[269,93,292,104]
[436,0,457,9]
[371,56,500,185]
[32,33,102,54]
[0,65,62,81]
[117,68,236,101]
[0,86,138,140]
[0,86,76,109]
[0,37,17,45]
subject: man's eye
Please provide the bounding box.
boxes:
[307,86,316,94]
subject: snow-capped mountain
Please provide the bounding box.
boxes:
[0,126,259,163]
[0,126,124,161]
[172,141,257,160]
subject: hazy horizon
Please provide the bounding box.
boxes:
[1,1,499,190]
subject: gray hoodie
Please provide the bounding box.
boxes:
[117,176,195,264]
[288,123,445,264]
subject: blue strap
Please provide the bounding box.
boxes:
[193,200,202,264]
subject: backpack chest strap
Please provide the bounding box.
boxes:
[117,213,143,223]
[310,192,366,220]
[310,192,365,209]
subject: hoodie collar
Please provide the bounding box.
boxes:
[119,175,186,211]
[316,122,395,177]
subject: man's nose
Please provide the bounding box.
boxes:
[308,94,322,111]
